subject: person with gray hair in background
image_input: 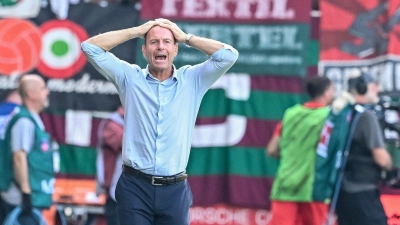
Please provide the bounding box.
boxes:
[0,89,22,224]
[0,74,54,225]
[331,69,392,225]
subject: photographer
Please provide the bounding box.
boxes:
[334,69,392,225]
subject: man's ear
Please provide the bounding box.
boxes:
[142,45,147,59]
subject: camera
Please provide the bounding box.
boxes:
[381,167,400,188]
[374,95,400,141]
[373,95,400,188]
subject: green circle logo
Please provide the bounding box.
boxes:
[38,19,89,79]
[51,40,69,57]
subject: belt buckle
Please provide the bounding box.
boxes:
[151,176,163,186]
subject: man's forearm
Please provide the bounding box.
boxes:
[188,35,224,56]
[373,148,393,170]
[266,136,281,158]
[13,151,31,194]
[85,27,141,51]
[85,20,160,51]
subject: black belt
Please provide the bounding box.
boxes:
[122,165,188,186]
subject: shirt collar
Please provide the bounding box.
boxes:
[304,101,325,108]
[145,65,178,81]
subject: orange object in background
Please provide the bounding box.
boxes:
[42,205,57,225]
[41,178,107,225]
[381,194,400,225]
[0,19,42,75]
[53,178,106,205]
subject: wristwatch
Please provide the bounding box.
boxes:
[185,33,193,47]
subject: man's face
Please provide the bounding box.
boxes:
[366,82,380,104]
[31,78,49,109]
[142,26,178,73]
[325,83,336,105]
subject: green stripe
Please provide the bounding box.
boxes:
[43,108,66,116]
[305,40,319,66]
[199,90,306,120]
[187,147,279,177]
[58,145,278,177]
[59,145,96,175]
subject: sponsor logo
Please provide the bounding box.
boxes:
[41,178,55,194]
[38,20,89,79]
[0,18,88,79]
[320,1,400,95]
[41,138,49,152]
[0,19,41,75]
[341,3,400,58]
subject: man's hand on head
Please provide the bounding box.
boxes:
[138,20,160,38]
[155,18,186,43]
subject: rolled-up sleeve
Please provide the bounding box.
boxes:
[81,42,126,87]
[211,44,239,65]
[188,44,239,94]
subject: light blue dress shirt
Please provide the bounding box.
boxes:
[82,42,238,176]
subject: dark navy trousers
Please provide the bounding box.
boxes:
[115,172,193,225]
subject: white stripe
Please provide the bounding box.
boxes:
[65,110,92,146]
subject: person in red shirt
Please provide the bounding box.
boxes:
[266,76,335,225]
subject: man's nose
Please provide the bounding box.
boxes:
[158,42,165,49]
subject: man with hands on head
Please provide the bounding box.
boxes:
[82,18,238,225]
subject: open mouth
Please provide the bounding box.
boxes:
[155,54,167,60]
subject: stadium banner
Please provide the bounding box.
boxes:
[190,205,271,225]
[1,0,314,224]
[319,0,400,96]
[140,0,311,23]
[0,0,139,212]
[135,22,310,76]
[139,0,313,76]
[0,2,139,111]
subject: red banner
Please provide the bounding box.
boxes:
[320,0,400,60]
[140,0,311,23]
[190,204,271,225]
[381,194,400,225]
[319,0,400,95]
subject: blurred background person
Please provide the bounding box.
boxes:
[0,88,22,224]
[266,76,335,225]
[333,69,392,225]
[0,74,54,225]
[96,105,124,225]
